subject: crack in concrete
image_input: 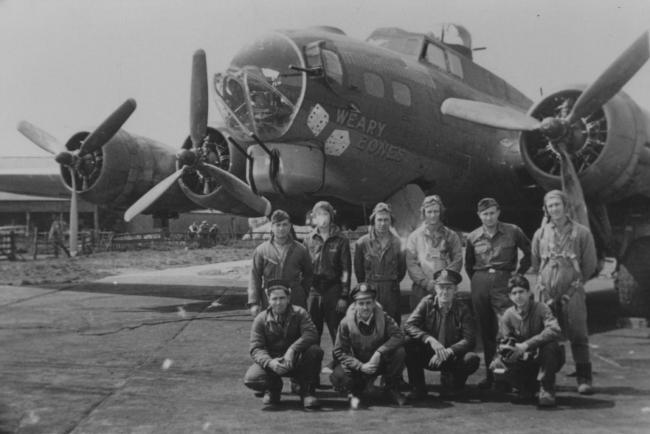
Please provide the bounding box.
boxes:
[62,288,237,433]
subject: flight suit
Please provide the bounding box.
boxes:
[531,219,597,386]
[303,227,351,343]
[330,303,405,395]
[248,237,313,309]
[405,224,463,310]
[244,304,323,396]
[495,300,563,396]
[354,229,406,323]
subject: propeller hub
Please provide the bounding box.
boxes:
[55,152,76,167]
[177,149,197,167]
[539,117,567,141]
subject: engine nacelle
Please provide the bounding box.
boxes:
[521,87,650,201]
[63,129,196,214]
[177,127,266,216]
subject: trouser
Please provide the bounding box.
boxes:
[243,345,323,393]
[330,347,405,394]
[307,282,344,344]
[496,341,564,392]
[52,239,70,258]
[537,262,590,364]
[405,339,480,389]
[369,279,401,324]
[470,270,512,372]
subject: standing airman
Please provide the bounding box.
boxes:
[405,195,463,310]
[531,190,598,395]
[465,197,531,389]
[248,210,313,314]
[354,202,406,324]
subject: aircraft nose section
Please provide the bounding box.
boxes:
[213,32,306,142]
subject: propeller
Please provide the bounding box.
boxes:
[17,99,137,256]
[124,167,187,222]
[190,49,209,149]
[440,31,649,227]
[200,163,272,216]
[124,49,271,222]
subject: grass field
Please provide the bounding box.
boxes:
[0,245,252,286]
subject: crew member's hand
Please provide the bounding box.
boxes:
[438,348,454,362]
[269,358,290,375]
[283,348,295,370]
[428,354,442,369]
[336,298,348,314]
[249,304,261,317]
[426,337,445,353]
[505,343,526,363]
[426,280,436,292]
[360,352,381,374]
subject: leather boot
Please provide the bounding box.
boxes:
[576,363,594,395]
[301,383,321,409]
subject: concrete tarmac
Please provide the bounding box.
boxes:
[1,261,650,433]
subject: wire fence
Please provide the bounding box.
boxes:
[0,226,366,261]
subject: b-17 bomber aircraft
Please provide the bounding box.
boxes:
[10,24,650,315]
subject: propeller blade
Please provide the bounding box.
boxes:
[17,121,63,155]
[557,144,590,229]
[124,167,185,222]
[200,163,272,216]
[566,31,649,124]
[79,98,137,157]
[190,49,209,148]
[68,168,79,257]
[441,98,541,131]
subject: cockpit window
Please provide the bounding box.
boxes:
[367,36,422,56]
[213,32,305,141]
[321,49,343,86]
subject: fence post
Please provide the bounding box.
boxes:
[32,228,39,260]
[8,231,16,261]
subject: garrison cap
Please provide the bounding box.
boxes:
[270,209,290,223]
[370,202,393,222]
[265,279,291,296]
[433,269,462,286]
[350,282,377,300]
[477,197,499,212]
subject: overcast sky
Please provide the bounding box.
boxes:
[1,0,649,158]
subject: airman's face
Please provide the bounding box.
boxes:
[478,206,500,229]
[312,209,331,229]
[268,289,289,315]
[271,220,291,240]
[509,286,531,309]
[423,204,442,226]
[435,283,456,303]
[374,211,392,234]
[356,297,375,320]
[545,197,566,221]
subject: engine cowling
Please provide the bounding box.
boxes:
[520,87,650,201]
[63,129,196,214]
[177,127,267,216]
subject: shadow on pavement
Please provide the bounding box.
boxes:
[596,386,650,396]
[60,282,244,301]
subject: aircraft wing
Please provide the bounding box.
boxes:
[0,168,70,198]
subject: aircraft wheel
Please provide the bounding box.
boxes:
[615,236,650,318]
